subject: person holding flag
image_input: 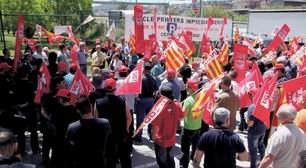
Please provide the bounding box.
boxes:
[180,79,202,168]
[151,86,184,168]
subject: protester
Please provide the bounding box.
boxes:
[88,74,105,105]
[91,44,106,70]
[246,88,267,168]
[47,52,58,77]
[0,48,13,65]
[63,63,77,89]
[32,44,48,65]
[95,78,132,168]
[0,127,35,168]
[109,53,123,79]
[57,44,69,73]
[134,62,158,142]
[151,55,164,87]
[259,104,306,168]
[159,69,181,101]
[66,96,111,168]
[294,96,306,134]
[151,86,184,168]
[77,42,88,75]
[180,79,202,168]
[193,108,248,168]
[214,76,240,131]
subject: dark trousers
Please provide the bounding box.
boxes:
[154,144,175,168]
[19,107,39,154]
[135,98,154,139]
[180,128,201,168]
[80,64,87,76]
[107,140,132,168]
[239,107,248,131]
[248,132,265,168]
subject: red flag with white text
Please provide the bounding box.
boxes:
[34,63,51,104]
[116,61,143,95]
[234,44,249,82]
[239,64,263,108]
[179,31,196,57]
[70,68,95,96]
[266,24,290,53]
[133,96,171,137]
[253,72,278,128]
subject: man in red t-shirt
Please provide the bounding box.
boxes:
[151,86,184,168]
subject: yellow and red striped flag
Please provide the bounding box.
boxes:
[192,82,217,119]
[206,58,223,80]
[165,41,185,70]
[217,43,229,66]
[129,33,136,52]
[233,27,240,43]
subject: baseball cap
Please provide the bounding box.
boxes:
[187,79,198,92]
[118,66,128,73]
[167,69,176,78]
[56,89,71,98]
[0,62,12,70]
[103,78,116,91]
[213,108,230,125]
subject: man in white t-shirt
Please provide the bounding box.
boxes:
[259,104,306,168]
[32,44,48,64]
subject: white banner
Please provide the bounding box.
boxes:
[54,25,71,35]
[124,14,232,42]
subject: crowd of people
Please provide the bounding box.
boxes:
[0,34,305,168]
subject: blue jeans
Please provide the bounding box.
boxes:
[248,132,265,168]
[154,144,175,168]
[135,97,154,139]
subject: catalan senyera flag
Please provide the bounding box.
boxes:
[290,44,306,65]
[217,43,229,66]
[206,58,223,80]
[288,36,300,56]
[233,27,240,43]
[165,41,185,70]
[129,33,136,52]
[192,82,217,119]
[178,31,196,58]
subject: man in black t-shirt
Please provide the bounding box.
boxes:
[66,96,111,168]
[95,78,132,168]
[193,108,248,168]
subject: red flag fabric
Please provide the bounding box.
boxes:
[144,39,153,59]
[134,4,145,53]
[34,76,43,104]
[202,94,216,125]
[23,38,38,51]
[219,16,227,39]
[67,26,80,45]
[253,72,279,128]
[234,44,249,82]
[205,17,214,36]
[178,31,196,57]
[239,64,263,108]
[133,96,172,137]
[48,35,65,45]
[34,63,51,104]
[266,24,290,53]
[116,62,143,95]
[165,41,185,70]
[13,16,24,73]
[281,75,306,111]
[201,34,211,58]
[288,36,300,56]
[233,28,240,43]
[70,68,95,96]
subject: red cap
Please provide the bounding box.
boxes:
[192,62,200,69]
[118,66,128,73]
[70,63,77,70]
[187,79,198,92]
[159,56,166,62]
[104,78,116,91]
[167,69,176,78]
[248,88,258,97]
[56,89,71,98]
[274,63,285,70]
[0,62,12,70]
[58,61,67,72]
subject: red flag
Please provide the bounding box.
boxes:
[48,35,65,45]
[144,40,153,59]
[205,17,214,36]
[13,16,24,73]
[34,63,51,104]
[288,36,300,56]
[281,75,306,111]
[23,38,38,51]
[202,94,216,126]
[133,96,172,137]
[219,16,227,39]
[134,4,145,53]
[239,64,263,108]
[178,31,196,57]
[70,68,95,96]
[253,72,278,128]
[67,26,80,45]
[217,43,229,66]
[34,76,43,104]
[266,24,290,53]
[234,44,249,82]
[233,28,240,43]
[116,62,143,95]
[201,34,211,58]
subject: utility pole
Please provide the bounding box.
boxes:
[200,0,203,17]
[78,3,84,41]
[0,10,6,49]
